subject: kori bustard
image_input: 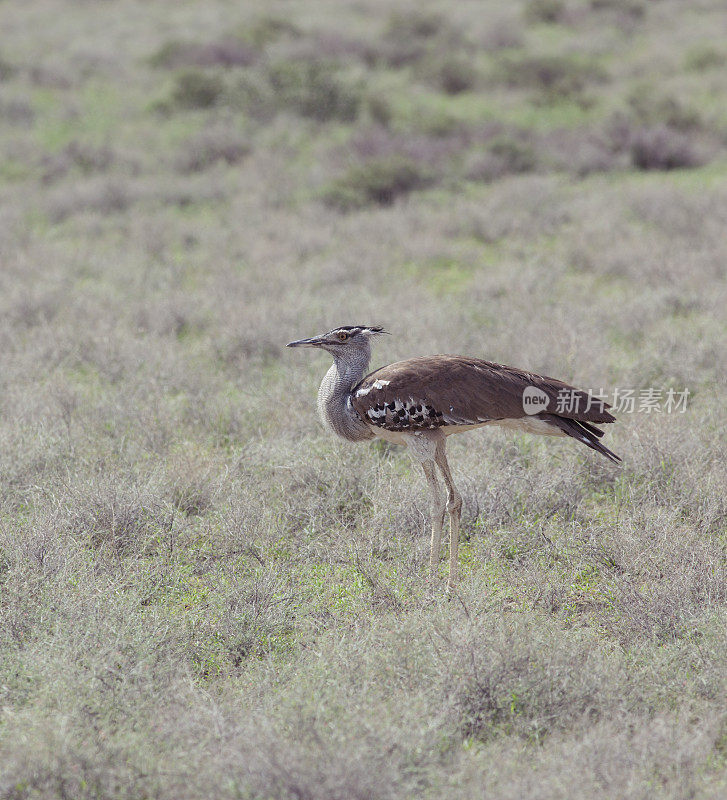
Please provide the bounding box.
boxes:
[288,325,620,590]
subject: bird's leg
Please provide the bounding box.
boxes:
[435,441,463,591]
[422,461,446,579]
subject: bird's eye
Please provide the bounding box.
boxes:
[337,332,349,341]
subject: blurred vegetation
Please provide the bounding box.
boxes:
[1,0,727,797]
[323,156,436,210]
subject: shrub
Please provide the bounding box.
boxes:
[349,126,462,167]
[365,94,393,127]
[496,53,607,100]
[488,136,537,172]
[69,484,163,555]
[481,19,525,51]
[64,140,115,173]
[627,86,701,131]
[175,127,251,173]
[524,0,567,24]
[377,10,465,69]
[467,136,537,182]
[150,38,258,69]
[432,57,478,94]
[445,621,628,743]
[228,73,276,120]
[287,32,378,66]
[45,178,132,222]
[0,97,34,126]
[236,15,301,48]
[41,140,115,184]
[684,45,726,72]
[166,461,217,516]
[386,10,444,40]
[539,126,620,176]
[323,156,435,211]
[267,60,361,122]
[171,70,225,109]
[590,0,645,18]
[630,126,704,171]
[0,55,15,81]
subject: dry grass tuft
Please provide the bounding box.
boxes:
[67,481,166,555]
[445,618,629,743]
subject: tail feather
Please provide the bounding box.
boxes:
[577,420,606,439]
[541,414,621,464]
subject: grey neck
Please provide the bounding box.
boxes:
[317,349,375,442]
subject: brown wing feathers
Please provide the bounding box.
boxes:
[351,355,620,462]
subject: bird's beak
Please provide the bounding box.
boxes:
[286,335,325,348]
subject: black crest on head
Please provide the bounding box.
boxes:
[335,325,387,334]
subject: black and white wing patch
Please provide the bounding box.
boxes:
[351,377,488,432]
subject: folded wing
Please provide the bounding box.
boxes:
[351,355,620,462]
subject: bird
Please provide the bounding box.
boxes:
[287,325,620,591]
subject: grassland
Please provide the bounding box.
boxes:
[1,0,727,797]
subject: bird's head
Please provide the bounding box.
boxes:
[287,325,388,364]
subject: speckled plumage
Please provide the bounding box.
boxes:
[316,359,375,442]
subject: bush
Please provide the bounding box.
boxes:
[377,10,464,69]
[432,57,478,94]
[268,60,362,122]
[287,32,379,66]
[41,140,115,184]
[630,126,704,171]
[590,0,645,18]
[489,136,537,172]
[627,86,701,131]
[45,178,133,222]
[445,621,628,743]
[0,97,35,126]
[524,0,567,24]
[0,55,15,81]
[496,53,607,100]
[69,484,163,555]
[684,45,727,72]
[365,94,393,127]
[386,10,444,40]
[174,127,251,173]
[466,135,538,182]
[349,125,463,166]
[150,38,258,69]
[323,156,435,211]
[228,73,276,120]
[64,140,115,173]
[236,15,301,48]
[540,126,620,176]
[171,70,225,109]
[480,19,525,50]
